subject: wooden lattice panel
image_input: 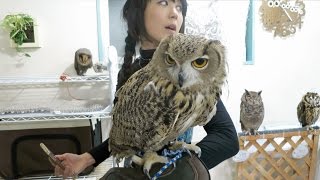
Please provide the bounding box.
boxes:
[237,126,319,180]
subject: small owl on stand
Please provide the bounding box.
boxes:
[240,90,264,135]
[74,48,93,76]
[297,92,320,130]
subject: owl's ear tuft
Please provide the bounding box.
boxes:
[208,40,222,46]
[206,40,225,61]
[153,35,173,60]
[207,40,223,49]
[159,34,174,48]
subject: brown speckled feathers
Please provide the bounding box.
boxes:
[240,90,264,135]
[297,92,320,128]
[109,34,227,160]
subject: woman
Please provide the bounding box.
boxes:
[54,0,239,178]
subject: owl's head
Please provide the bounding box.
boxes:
[241,90,263,105]
[75,48,92,66]
[151,33,226,89]
[303,92,320,107]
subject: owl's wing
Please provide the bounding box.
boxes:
[239,101,247,131]
[109,68,180,155]
[297,101,306,125]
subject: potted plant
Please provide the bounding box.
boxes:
[1,13,36,57]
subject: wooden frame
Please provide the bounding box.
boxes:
[10,20,40,48]
[237,127,319,180]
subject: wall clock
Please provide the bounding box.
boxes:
[259,0,306,37]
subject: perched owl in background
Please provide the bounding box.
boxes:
[74,48,93,75]
[297,92,320,130]
[109,33,226,175]
[240,90,264,135]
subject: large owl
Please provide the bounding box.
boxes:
[108,33,226,175]
[297,92,320,130]
[240,90,264,135]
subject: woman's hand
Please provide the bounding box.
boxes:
[53,152,95,178]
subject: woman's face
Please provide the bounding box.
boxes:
[142,0,183,49]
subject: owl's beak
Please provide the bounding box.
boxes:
[178,71,184,87]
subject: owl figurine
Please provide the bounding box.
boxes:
[74,48,93,76]
[240,90,264,135]
[297,92,320,130]
[109,33,226,176]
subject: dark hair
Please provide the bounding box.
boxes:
[123,0,187,42]
[116,0,188,91]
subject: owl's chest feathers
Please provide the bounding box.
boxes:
[303,106,320,121]
[241,102,264,121]
[175,93,205,131]
[146,78,214,118]
[112,72,217,150]
[242,102,264,112]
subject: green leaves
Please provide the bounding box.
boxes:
[1,13,34,57]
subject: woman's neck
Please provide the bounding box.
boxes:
[140,49,155,60]
[140,39,159,50]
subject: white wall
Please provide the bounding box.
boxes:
[1,0,318,130]
[0,0,99,76]
[191,0,320,136]
[106,0,320,131]
[208,1,320,179]
[218,0,320,131]
[0,0,319,179]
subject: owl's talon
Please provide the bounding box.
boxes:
[126,157,134,168]
[306,126,315,134]
[169,141,202,158]
[141,152,168,179]
[196,149,202,158]
[185,149,192,157]
[143,169,151,179]
[173,161,176,168]
[187,147,201,158]
[113,157,120,167]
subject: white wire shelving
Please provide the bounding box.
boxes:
[0,75,110,89]
[0,108,111,122]
[0,75,112,122]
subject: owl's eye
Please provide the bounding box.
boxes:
[191,58,208,69]
[165,55,176,65]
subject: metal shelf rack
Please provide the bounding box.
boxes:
[0,75,110,89]
[0,75,111,122]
